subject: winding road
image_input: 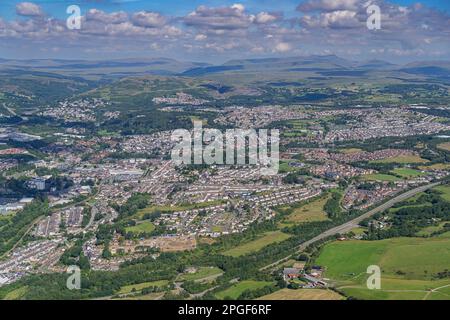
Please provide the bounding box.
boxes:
[260,182,441,271]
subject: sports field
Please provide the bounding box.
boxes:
[391,168,424,178]
[125,221,155,234]
[222,231,291,257]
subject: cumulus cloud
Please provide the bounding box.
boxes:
[184,4,255,32]
[301,10,360,28]
[298,0,359,12]
[1,0,449,61]
[86,9,128,24]
[273,42,292,53]
[16,2,44,17]
[255,12,280,24]
[131,11,167,28]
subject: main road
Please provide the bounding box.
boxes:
[260,182,440,271]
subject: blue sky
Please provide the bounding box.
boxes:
[0,0,449,18]
[0,0,449,62]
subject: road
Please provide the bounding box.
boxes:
[260,182,440,271]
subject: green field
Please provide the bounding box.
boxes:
[279,196,330,226]
[372,155,429,164]
[279,160,300,173]
[113,292,164,300]
[222,231,291,257]
[177,267,223,282]
[433,185,450,202]
[420,163,450,171]
[118,280,169,294]
[215,280,273,300]
[363,174,401,182]
[135,201,223,219]
[315,235,450,300]
[416,222,449,237]
[125,221,155,234]
[339,148,363,154]
[391,168,425,178]
[3,286,28,300]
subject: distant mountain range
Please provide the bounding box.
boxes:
[0,55,449,82]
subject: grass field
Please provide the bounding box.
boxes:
[420,163,450,171]
[433,185,450,202]
[279,160,299,173]
[125,221,155,234]
[339,148,363,154]
[222,231,291,257]
[416,222,449,237]
[363,174,401,182]
[113,292,164,300]
[279,196,330,226]
[135,201,224,219]
[257,288,344,300]
[391,168,425,178]
[351,227,368,236]
[437,142,450,152]
[3,286,28,300]
[314,235,450,300]
[372,155,429,164]
[177,267,223,282]
[215,280,273,300]
[317,236,450,280]
[118,280,169,294]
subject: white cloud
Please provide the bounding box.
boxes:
[273,42,291,52]
[16,2,44,17]
[298,0,359,12]
[132,11,167,28]
[255,12,278,24]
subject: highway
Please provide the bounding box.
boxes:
[260,182,441,271]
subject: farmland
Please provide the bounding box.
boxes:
[314,234,450,300]
[257,288,344,300]
[437,142,450,152]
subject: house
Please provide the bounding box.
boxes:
[283,268,300,281]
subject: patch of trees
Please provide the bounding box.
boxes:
[365,191,450,240]
[112,193,150,220]
[59,240,90,270]
[0,199,49,256]
[324,192,342,219]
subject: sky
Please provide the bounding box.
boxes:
[0,0,449,63]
